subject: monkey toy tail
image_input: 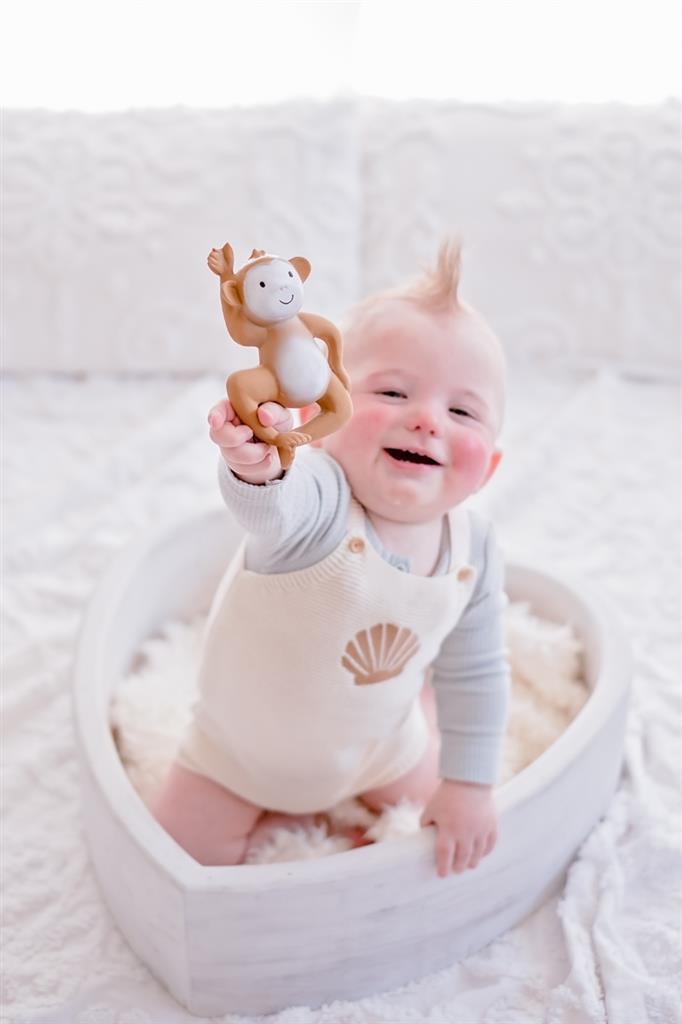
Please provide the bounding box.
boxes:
[278,446,295,471]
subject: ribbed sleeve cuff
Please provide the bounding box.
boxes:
[217,457,292,531]
[438,731,503,786]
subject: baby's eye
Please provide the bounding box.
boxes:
[378,389,407,399]
[450,407,474,419]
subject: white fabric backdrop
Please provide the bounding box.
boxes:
[3,100,681,373]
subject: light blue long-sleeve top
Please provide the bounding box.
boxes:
[217,449,510,786]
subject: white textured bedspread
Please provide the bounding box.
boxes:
[3,367,681,1024]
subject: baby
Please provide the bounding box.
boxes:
[153,241,510,877]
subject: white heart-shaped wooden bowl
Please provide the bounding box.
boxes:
[74,509,631,1016]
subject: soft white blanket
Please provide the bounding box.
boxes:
[3,368,680,1024]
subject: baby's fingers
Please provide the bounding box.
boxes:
[210,420,253,449]
[208,397,245,430]
[452,839,473,874]
[207,398,231,429]
[467,836,486,870]
[483,828,497,858]
[434,835,455,879]
[257,402,293,432]
[228,441,274,468]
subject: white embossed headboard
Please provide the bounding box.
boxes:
[3,100,680,373]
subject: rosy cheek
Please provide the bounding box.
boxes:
[363,407,393,429]
[452,431,492,484]
[324,405,391,463]
[348,404,394,438]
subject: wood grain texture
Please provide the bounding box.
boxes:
[73,509,632,1016]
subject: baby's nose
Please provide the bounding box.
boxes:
[408,405,442,435]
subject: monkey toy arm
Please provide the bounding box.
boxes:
[298,312,351,392]
[207,247,230,277]
[208,245,268,349]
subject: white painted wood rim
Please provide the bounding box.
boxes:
[73,509,632,893]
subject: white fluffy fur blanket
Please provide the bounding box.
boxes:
[111,601,587,862]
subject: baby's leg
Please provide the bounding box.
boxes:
[360,680,440,811]
[152,762,263,866]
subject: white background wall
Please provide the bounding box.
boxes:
[2,1,681,374]
[3,0,680,108]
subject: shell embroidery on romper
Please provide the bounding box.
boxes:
[341,623,420,685]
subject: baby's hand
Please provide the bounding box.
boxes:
[208,399,293,485]
[420,779,497,878]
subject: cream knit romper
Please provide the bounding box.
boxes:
[178,500,477,813]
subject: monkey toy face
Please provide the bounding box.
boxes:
[242,258,305,324]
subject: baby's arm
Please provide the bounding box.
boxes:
[422,521,510,876]
[208,398,350,572]
[208,398,291,485]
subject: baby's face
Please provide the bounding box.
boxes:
[322,302,504,524]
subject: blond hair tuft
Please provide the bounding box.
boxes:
[403,239,462,311]
[342,239,463,338]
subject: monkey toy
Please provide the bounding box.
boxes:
[208,243,353,469]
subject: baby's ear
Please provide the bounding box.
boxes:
[289,256,311,282]
[479,448,503,489]
[220,280,242,308]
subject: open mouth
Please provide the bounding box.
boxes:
[279,295,294,305]
[384,448,441,467]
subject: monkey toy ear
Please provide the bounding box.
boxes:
[289,256,311,282]
[220,279,242,307]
